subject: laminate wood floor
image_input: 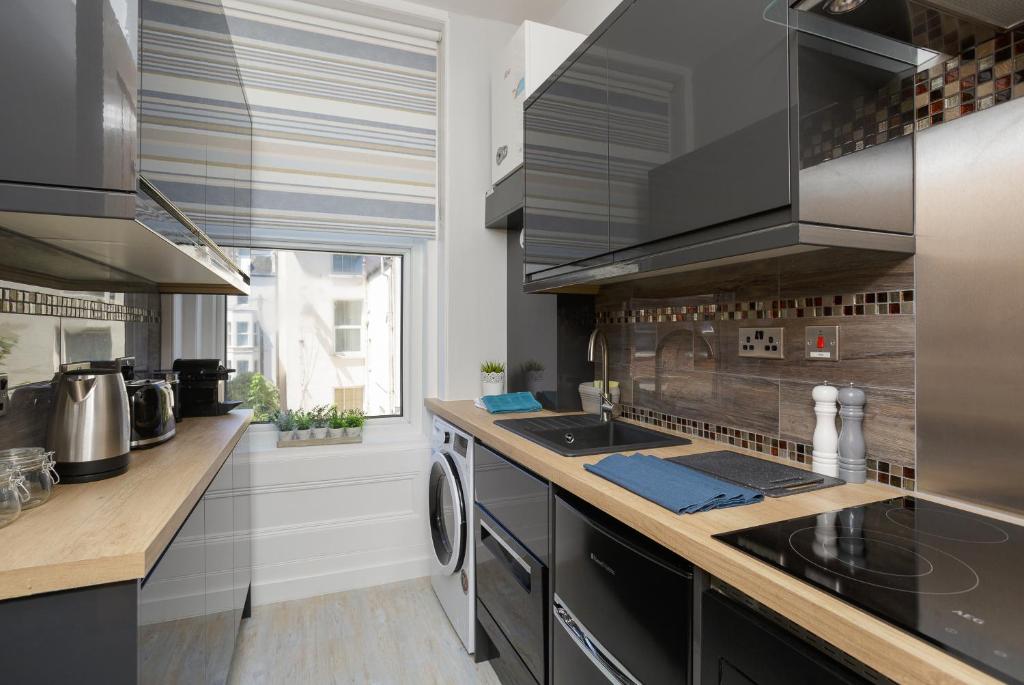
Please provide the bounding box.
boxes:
[229,578,501,684]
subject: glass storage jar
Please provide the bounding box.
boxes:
[0,448,58,509]
[0,463,28,529]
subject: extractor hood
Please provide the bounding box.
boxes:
[0,178,249,295]
[789,0,1022,60]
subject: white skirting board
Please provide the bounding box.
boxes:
[243,429,434,606]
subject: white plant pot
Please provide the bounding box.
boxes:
[278,430,295,442]
[480,371,505,397]
[347,426,363,439]
[525,371,545,394]
[327,427,342,439]
[312,427,327,440]
[296,429,311,440]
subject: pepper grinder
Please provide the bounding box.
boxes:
[812,383,839,478]
[838,384,867,483]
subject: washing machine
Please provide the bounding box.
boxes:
[428,416,475,653]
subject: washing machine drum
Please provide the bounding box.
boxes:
[429,450,466,575]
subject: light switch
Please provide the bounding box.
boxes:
[805,326,840,361]
[738,327,784,359]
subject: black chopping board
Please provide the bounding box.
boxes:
[667,450,844,497]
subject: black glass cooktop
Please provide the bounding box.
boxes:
[716,497,1024,684]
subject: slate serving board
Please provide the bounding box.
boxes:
[667,450,844,497]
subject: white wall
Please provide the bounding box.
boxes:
[539,0,619,35]
[243,424,432,604]
[437,12,515,399]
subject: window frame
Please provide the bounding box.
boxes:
[224,245,407,421]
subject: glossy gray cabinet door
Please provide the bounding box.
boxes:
[205,451,236,685]
[140,0,252,250]
[523,45,611,278]
[233,433,252,625]
[0,1,138,192]
[138,499,208,684]
[601,0,790,252]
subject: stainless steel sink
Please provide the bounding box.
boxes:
[494,414,691,457]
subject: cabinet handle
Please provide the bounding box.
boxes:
[479,518,531,575]
[553,595,641,685]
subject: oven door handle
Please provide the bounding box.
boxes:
[553,595,642,685]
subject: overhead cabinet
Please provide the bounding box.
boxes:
[0,0,250,294]
[522,0,917,291]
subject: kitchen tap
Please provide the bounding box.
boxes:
[587,328,615,423]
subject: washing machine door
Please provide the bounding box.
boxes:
[429,449,466,575]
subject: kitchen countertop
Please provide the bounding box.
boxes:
[427,398,998,685]
[0,411,250,601]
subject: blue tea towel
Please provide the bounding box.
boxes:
[584,453,763,514]
[478,392,543,414]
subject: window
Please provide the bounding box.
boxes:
[225,248,403,420]
[334,299,363,354]
[332,254,364,275]
[235,321,251,347]
[251,250,275,276]
[236,295,249,305]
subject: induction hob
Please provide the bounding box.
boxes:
[715,497,1024,683]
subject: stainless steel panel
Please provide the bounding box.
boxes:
[0,0,138,193]
[798,137,914,234]
[917,98,1024,515]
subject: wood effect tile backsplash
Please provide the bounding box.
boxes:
[596,249,916,488]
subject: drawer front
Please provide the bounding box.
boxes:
[474,441,549,564]
[477,599,540,685]
[476,504,547,684]
[554,493,691,685]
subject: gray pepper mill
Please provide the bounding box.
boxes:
[838,384,866,483]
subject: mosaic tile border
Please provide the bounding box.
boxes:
[597,289,914,325]
[619,403,914,491]
[0,287,159,323]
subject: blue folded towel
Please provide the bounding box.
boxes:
[479,392,543,414]
[584,453,763,514]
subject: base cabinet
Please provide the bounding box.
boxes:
[0,438,251,684]
[700,590,869,685]
[139,437,251,684]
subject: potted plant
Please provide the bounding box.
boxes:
[275,410,296,442]
[521,359,545,394]
[480,361,506,397]
[294,410,312,440]
[310,404,330,439]
[327,406,345,438]
[343,409,365,439]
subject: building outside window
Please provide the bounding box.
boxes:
[226,249,402,420]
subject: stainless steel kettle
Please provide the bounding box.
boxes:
[47,366,131,483]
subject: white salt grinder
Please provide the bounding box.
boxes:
[812,383,839,478]
[838,384,867,483]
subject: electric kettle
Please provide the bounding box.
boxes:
[46,366,131,483]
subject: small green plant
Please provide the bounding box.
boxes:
[343,409,366,429]
[294,410,312,431]
[275,410,296,432]
[521,359,544,373]
[327,406,344,429]
[309,404,331,428]
[480,361,505,374]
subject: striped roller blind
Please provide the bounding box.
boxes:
[142,0,439,246]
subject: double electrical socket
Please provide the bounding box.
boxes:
[738,327,784,359]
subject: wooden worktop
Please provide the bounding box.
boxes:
[427,398,998,685]
[0,411,250,601]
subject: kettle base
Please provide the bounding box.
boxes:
[56,453,129,484]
